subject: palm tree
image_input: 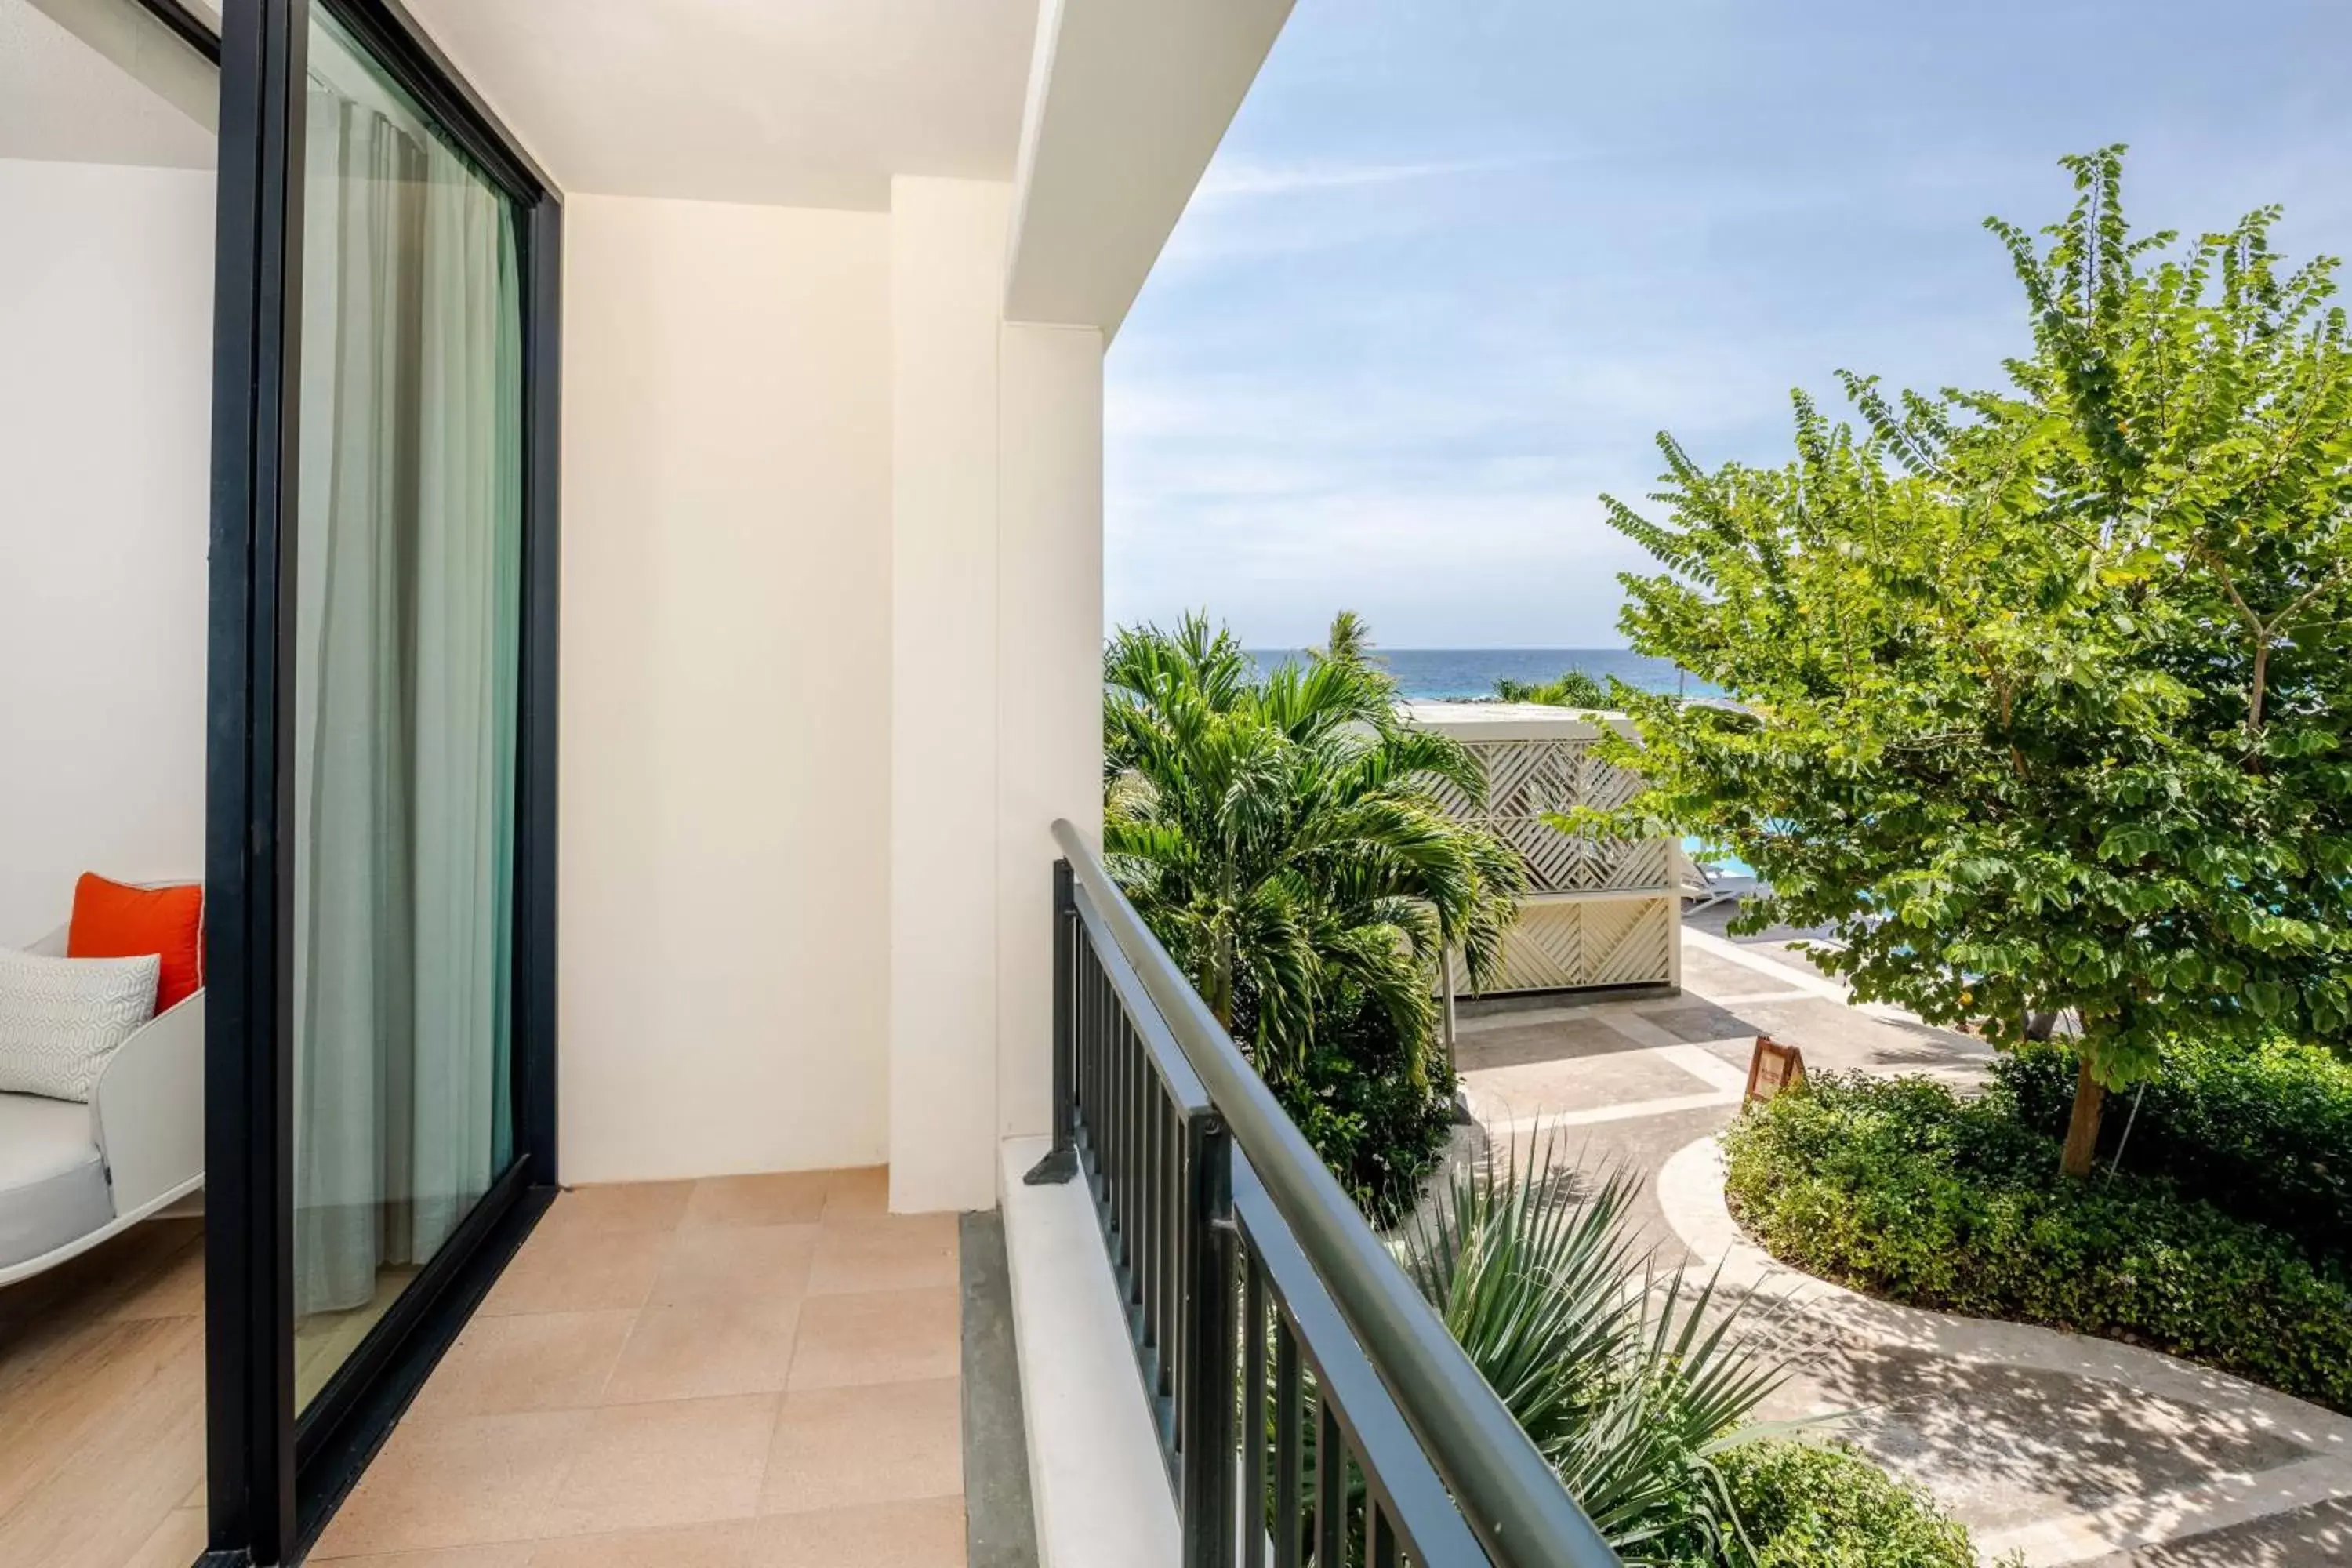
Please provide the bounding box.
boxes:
[1102,612,1523,1087]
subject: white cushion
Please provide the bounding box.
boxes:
[0,948,158,1102]
[0,1091,111,1268]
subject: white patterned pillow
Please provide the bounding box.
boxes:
[0,948,160,1102]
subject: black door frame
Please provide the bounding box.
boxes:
[201,0,561,1561]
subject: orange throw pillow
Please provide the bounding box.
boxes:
[68,874,205,1013]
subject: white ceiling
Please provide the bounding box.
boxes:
[0,0,216,169]
[403,0,1040,211]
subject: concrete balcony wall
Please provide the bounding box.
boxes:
[557,180,1107,1205]
[995,322,1105,1145]
[887,176,1016,1214]
[887,182,1111,1213]
[560,194,896,1182]
[535,0,1282,1205]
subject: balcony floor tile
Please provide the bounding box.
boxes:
[807,1214,958,1297]
[760,1377,964,1515]
[315,1171,971,1565]
[786,1287,960,1390]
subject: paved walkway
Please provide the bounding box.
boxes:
[1454,916,2352,1567]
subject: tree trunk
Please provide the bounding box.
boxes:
[2060,1055,2107,1179]
[2024,1009,2060,1041]
[1207,931,1234,1032]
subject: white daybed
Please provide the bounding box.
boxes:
[0,895,205,1287]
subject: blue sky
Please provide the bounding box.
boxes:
[1105,0,2352,649]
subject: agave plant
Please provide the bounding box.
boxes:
[1102,611,1524,1086]
[1397,1138,1796,1563]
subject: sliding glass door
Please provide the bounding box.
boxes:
[205,0,558,1559]
[288,5,524,1410]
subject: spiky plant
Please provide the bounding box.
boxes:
[1398,1139,1795,1563]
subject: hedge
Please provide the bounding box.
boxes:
[1722,1073,2352,1413]
[1998,1035,2352,1260]
[1656,1438,2003,1568]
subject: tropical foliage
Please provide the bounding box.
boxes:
[1399,1145,1784,1555]
[1660,1439,1996,1568]
[1582,147,2352,1176]
[1494,669,1612,706]
[1725,1073,2352,1412]
[1101,611,1524,1214]
[1999,1033,2352,1258]
[1398,1140,1994,1566]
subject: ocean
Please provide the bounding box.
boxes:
[1245,648,1715,702]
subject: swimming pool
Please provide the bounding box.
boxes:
[1681,835,1756,880]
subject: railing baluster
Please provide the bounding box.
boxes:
[1116,1009,1135,1287]
[1086,941,1103,1191]
[1180,1113,1235,1568]
[1126,1019,1145,1316]
[1370,1499,1397,1568]
[1098,966,1114,1201]
[1244,1260,1268,1568]
[1273,1317,1302,1568]
[1316,1404,1344,1566]
[1148,1083,1167,1390]
[1142,1069,1159,1350]
[1163,1094,1181,1403]
[1079,925,1098,1186]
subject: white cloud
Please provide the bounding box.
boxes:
[1192,154,1558,201]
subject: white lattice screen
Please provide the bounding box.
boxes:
[1423,739,1674,898]
[1410,707,1680,994]
[1446,899,1676,993]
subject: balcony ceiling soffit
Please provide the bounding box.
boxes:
[401,0,1038,210]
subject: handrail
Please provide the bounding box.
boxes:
[1051,819,1620,1567]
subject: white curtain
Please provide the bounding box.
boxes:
[291,74,521,1319]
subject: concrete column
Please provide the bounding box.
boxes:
[994,323,1105,1143]
[889,177,1013,1212]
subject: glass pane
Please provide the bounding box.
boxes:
[290,4,522,1411]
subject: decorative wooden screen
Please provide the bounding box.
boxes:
[1428,731,1680,993]
[1425,739,1675,897]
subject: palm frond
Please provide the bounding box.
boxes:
[1397,1134,1806,1559]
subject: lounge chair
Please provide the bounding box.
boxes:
[1679,844,1760,914]
[0,891,205,1286]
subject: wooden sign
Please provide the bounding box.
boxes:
[1744,1035,1806,1109]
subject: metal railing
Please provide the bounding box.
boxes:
[1027,821,1620,1567]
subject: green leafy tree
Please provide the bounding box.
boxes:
[1585,147,2352,1178]
[1102,611,1524,1085]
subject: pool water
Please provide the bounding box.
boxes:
[1681,835,1756,880]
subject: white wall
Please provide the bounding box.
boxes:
[555,183,1105,1207]
[995,321,1104,1142]
[0,157,212,943]
[559,193,895,1182]
[887,177,1014,1213]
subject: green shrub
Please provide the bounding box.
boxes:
[1998,1035,2352,1258]
[1656,1439,1996,1567]
[1724,1073,2352,1413]
[1267,985,1454,1226]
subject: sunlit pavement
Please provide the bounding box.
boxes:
[1452,915,2352,1568]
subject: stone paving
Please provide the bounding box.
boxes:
[1454,913,2352,1567]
